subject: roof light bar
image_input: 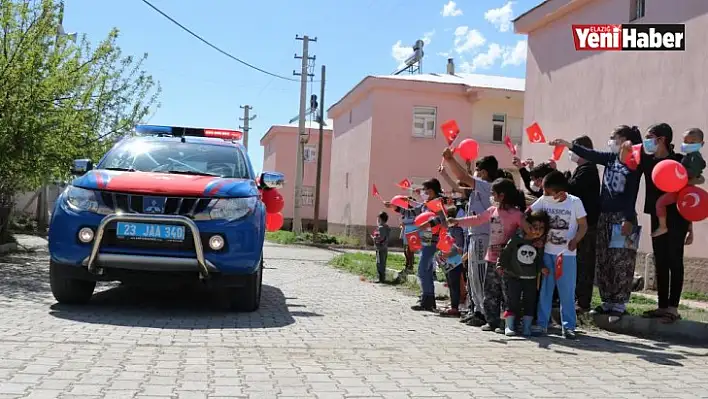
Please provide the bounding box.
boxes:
[135,125,243,141]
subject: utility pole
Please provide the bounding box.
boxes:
[239,105,256,150]
[312,65,326,238]
[292,35,316,234]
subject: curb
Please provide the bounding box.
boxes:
[591,313,708,344]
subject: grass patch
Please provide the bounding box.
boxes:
[327,252,447,284]
[266,231,361,247]
[682,291,708,303]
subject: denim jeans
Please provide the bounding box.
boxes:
[537,253,577,331]
[417,245,437,297]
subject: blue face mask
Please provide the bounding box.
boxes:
[643,138,658,154]
[681,142,703,153]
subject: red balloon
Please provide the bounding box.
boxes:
[414,211,436,227]
[390,195,409,209]
[456,139,479,162]
[262,188,284,214]
[651,159,688,193]
[677,186,708,222]
[265,212,284,231]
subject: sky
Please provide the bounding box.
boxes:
[64,0,538,173]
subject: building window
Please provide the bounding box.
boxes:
[301,186,315,206]
[412,106,436,138]
[348,110,352,124]
[345,173,349,188]
[304,144,317,163]
[630,0,645,21]
[492,113,506,142]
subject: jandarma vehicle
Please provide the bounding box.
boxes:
[48,124,284,311]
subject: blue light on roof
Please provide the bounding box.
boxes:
[135,124,173,134]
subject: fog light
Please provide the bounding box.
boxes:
[208,235,225,250]
[78,227,94,243]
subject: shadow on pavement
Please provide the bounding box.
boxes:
[48,283,323,329]
[532,329,708,367]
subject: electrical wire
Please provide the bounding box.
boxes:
[140,0,300,82]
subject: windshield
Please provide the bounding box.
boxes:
[99,140,249,178]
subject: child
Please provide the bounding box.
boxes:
[436,205,468,317]
[652,128,706,237]
[448,178,527,333]
[496,211,549,336]
[372,211,391,283]
[529,171,588,339]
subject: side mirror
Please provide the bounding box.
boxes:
[259,172,284,189]
[71,159,93,176]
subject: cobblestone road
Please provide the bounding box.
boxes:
[1,243,707,398]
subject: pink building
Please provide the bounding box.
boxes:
[260,120,333,229]
[326,64,525,242]
[514,0,708,290]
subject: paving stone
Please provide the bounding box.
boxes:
[0,244,705,398]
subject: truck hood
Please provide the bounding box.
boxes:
[72,170,259,197]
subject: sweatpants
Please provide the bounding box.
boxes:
[466,233,489,314]
[376,248,388,280]
[482,262,505,326]
[537,253,577,331]
[505,276,537,317]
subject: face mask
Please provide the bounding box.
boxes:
[643,138,658,154]
[681,143,703,153]
[568,151,580,163]
[530,182,541,192]
[607,140,620,154]
[419,192,429,201]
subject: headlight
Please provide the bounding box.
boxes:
[64,186,99,213]
[209,197,257,221]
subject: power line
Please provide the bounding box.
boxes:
[140,0,299,82]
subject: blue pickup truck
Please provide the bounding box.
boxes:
[48,124,284,311]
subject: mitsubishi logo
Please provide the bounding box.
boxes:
[143,197,165,214]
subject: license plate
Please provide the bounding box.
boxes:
[116,222,186,241]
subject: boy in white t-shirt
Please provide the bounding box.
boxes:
[529,171,588,339]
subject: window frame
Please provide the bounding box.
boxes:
[629,0,645,21]
[492,113,506,143]
[412,106,437,139]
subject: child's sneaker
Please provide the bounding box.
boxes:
[466,312,487,327]
[504,316,516,336]
[480,323,497,332]
[563,329,577,340]
[531,325,547,335]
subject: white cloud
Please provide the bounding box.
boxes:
[453,26,485,54]
[458,41,527,72]
[391,31,434,66]
[441,0,463,17]
[501,40,527,66]
[484,1,515,33]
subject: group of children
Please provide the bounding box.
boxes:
[372,147,593,340]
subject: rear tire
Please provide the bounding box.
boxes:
[222,256,263,312]
[49,262,96,305]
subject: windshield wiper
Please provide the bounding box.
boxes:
[104,167,135,172]
[166,170,219,177]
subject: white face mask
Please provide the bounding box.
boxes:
[419,192,429,201]
[530,182,541,192]
[607,139,620,154]
[568,151,580,163]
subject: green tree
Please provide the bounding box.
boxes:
[0,0,160,240]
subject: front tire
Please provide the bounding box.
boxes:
[49,262,96,305]
[221,257,263,312]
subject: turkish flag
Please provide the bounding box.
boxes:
[526,122,546,143]
[441,120,460,146]
[425,198,445,213]
[397,178,412,190]
[625,144,642,170]
[504,136,517,155]
[552,145,565,161]
[372,184,382,199]
[437,233,455,253]
[555,253,563,280]
[405,231,423,252]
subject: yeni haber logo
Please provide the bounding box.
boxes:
[572,24,685,51]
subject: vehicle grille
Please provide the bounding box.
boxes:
[99,192,212,217]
